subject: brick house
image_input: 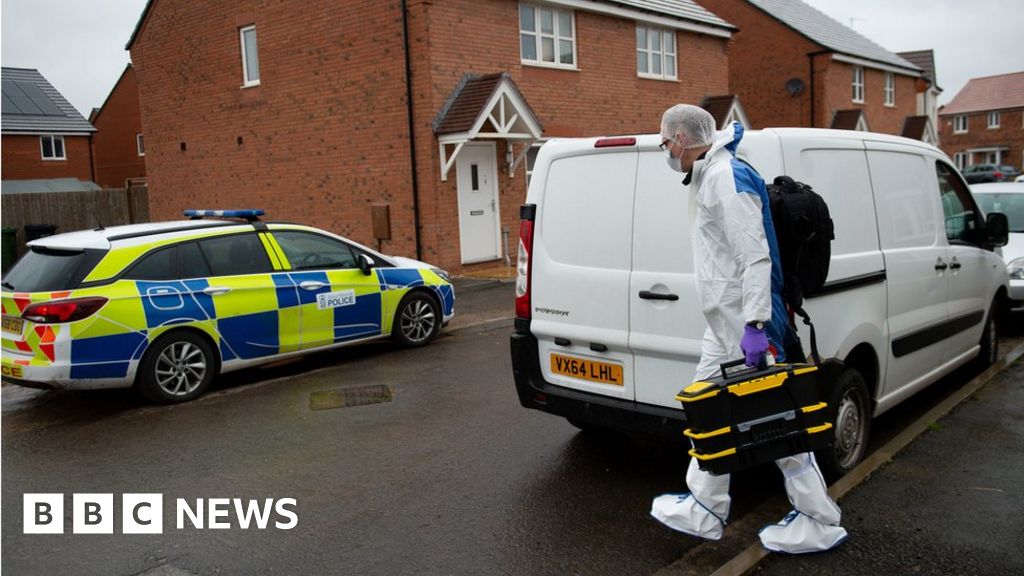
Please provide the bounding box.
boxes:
[1,67,98,192]
[896,49,941,145]
[89,64,147,188]
[126,0,736,272]
[939,71,1024,172]
[695,0,921,135]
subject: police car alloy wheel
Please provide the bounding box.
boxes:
[138,331,216,404]
[394,292,440,347]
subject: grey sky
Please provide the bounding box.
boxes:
[2,0,1022,118]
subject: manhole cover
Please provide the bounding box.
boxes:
[310,384,393,410]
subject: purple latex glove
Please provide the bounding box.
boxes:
[741,324,769,367]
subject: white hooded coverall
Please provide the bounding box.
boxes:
[650,123,847,554]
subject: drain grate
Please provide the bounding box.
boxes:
[309,384,394,411]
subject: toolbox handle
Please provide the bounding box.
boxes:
[719,356,769,380]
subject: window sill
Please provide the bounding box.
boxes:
[953,131,968,135]
[987,126,1000,130]
[522,61,579,72]
[41,157,67,162]
[241,81,261,89]
[884,103,896,108]
[852,99,865,105]
[638,74,678,83]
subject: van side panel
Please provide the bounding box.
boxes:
[629,146,706,408]
[774,137,888,377]
[530,146,638,401]
[865,146,951,405]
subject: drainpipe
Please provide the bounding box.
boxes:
[401,0,423,261]
[807,50,830,128]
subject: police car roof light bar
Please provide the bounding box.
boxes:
[184,209,265,222]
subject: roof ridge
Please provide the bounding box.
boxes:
[963,70,1024,81]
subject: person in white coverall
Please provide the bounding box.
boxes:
[649,105,847,554]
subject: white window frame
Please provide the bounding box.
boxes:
[884,72,895,107]
[953,115,968,134]
[519,4,577,70]
[953,152,966,171]
[136,133,145,156]
[987,111,1000,129]
[40,135,66,160]
[852,66,864,103]
[240,25,260,87]
[636,25,676,81]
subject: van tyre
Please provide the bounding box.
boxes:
[815,367,871,481]
[975,304,998,370]
[137,331,216,404]
[393,291,440,347]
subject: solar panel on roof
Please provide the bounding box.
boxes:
[15,80,64,116]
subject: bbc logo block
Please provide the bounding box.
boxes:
[24,493,162,534]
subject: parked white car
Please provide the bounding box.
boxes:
[971,181,1024,311]
[511,128,1010,478]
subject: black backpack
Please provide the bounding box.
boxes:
[766,175,835,363]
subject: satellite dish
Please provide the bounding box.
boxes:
[785,78,805,96]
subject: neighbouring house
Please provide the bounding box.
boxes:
[1,67,98,193]
[696,0,922,136]
[700,94,751,129]
[126,0,736,272]
[90,64,147,188]
[939,71,1024,171]
[896,49,941,145]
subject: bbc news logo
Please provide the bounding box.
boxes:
[24,494,298,534]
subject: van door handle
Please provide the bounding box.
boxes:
[299,281,327,291]
[554,337,571,347]
[639,291,679,301]
[934,259,948,271]
[949,258,961,270]
[590,343,608,352]
[202,286,231,296]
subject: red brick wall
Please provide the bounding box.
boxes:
[1,135,93,181]
[92,66,147,188]
[939,108,1024,170]
[699,0,817,128]
[820,62,917,134]
[412,0,729,270]
[130,0,418,258]
[697,0,918,135]
[131,0,729,272]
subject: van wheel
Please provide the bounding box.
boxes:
[137,331,216,404]
[392,292,440,347]
[815,368,871,481]
[975,304,998,370]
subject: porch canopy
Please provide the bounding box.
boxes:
[433,72,543,182]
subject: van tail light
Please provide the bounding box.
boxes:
[515,204,537,319]
[22,297,108,324]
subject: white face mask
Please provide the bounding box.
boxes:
[666,147,684,173]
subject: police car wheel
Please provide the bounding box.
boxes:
[138,331,216,404]
[815,367,871,481]
[393,292,440,347]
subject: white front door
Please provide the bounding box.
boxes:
[456,143,501,264]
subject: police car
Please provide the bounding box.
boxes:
[1,210,455,403]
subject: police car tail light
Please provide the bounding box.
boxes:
[23,297,108,324]
[516,205,536,319]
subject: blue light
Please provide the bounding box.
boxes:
[184,209,265,219]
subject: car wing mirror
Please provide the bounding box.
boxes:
[986,212,1009,248]
[358,254,376,275]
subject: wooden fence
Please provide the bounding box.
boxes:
[1,186,149,258]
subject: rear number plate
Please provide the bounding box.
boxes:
[2,316,24,336]
[550,353,623,386]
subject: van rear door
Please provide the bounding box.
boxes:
[529,140,638,401]
[628,144,704,409]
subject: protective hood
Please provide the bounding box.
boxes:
[689,123,744,187]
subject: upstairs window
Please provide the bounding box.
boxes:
[953,115,968,134]
[988,111,1000,129]
[884,72,895,106]
[240,25,260,87]
[137,133,145,156]
[519,4,575,68]
[852,66,864,103]
[637,25,676,80]
[40,135,65,160]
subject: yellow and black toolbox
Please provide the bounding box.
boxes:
[677,359,833,475]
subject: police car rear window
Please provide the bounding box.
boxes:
[2,247,106,292]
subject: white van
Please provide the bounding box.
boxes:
[510,128,1010,477]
